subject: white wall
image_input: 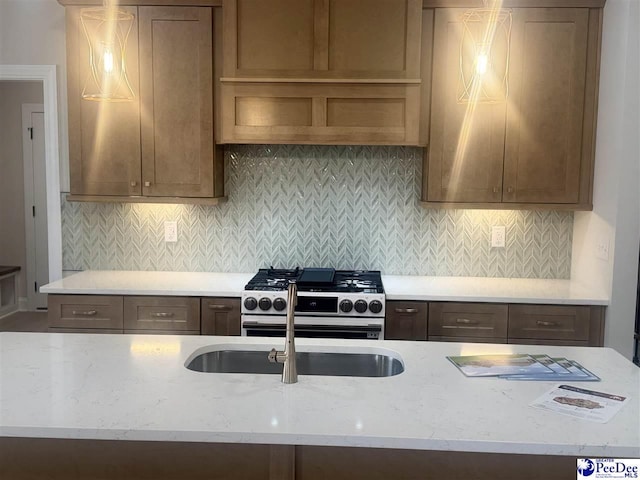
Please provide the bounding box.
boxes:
[571,0,640,359]
[0,0,69,192]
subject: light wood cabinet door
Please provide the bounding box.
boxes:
[139,7,216,198]
[426,9,506,203]
[385,301,428,341]
[503,9,590,204]
[223,0,422,79]
[66,7,141,196]
[201,298,241,335]
[48,295,124,330]
[423,7,601,209]
[123,296,200,332]
[428,302,508,340]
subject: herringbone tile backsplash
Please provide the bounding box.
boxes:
[61,145,573,278]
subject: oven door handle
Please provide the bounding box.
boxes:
[242,322,382,332]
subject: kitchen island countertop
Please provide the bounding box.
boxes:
[41,270,609,305]
[0,332,636,456]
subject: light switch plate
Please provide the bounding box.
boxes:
[164,221,178,242]
[491,226,506,248]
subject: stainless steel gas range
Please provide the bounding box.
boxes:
[241,268,385,340]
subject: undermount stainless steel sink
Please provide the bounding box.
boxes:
[185,348,404,377]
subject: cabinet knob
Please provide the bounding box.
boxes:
[507,186,514,193]
[144,181,151,187]
[493,187,500,194]
[130,181,137,187]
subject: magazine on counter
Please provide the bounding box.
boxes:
[501,355,600,382]
[530,384,629,423]
[446,354,554,377]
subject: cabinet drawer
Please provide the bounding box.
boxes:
[385,301,428,340]
[429,303,508,339]
[48,295,123,329]
[123,297,200,332]
[508,305,590,342]
[201,298,241,336]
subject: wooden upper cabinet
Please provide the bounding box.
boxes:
[503,8,590,204]
[139,7,215,198]
[223,0,422,79]
[220,0,425,145]
[427,9,506,203]
[66,6,142,196]
[65,5,224,203]
[423,7,601,210]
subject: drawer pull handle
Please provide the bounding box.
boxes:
[72,310,97,316]
[456,318,479,324]
[395,308,418,314]
[536,320,557,327]
[208,304,230,310]
[152,312,174,318]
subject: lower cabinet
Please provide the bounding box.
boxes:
[48,295,241,336]
[201,298,241,335]
[386,300,605,346]
[384,301,428,341]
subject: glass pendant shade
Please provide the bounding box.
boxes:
[458,6,512,104]
[80,5,135,102]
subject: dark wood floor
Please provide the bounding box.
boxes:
[0,311,48,332]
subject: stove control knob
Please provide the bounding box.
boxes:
[354,299,368,314]
[339,299,353,313]
[368,300,383,314]
[273,297,287,311]
[244,297,258,310]
[258,297,272,311]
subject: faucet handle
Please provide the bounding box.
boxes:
[268,348,278,363]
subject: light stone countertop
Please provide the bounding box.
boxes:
[41,270,609,305]
[0,333,637,456]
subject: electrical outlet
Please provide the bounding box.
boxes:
[491,226,506,248]
[164,221,178,242]
[595,237,609,261]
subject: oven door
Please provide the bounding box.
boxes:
[241,315,383,340]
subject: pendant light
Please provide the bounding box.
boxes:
[458,0,512,104]
[80,1,135,101]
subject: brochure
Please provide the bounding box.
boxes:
[446,354,554,377]
[502,355,600,382]
[530,384,629,423]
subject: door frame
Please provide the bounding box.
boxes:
[22,103,47,310]
[0,65,62,285]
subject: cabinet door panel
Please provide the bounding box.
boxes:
[48,295,124,330]
[508,304,591,342]
[327,0,422,77]
[139,7,214,198]
[201,298,241,336]
[429,303,508,339]
[385,301,428,340]
[503,9,589,204]
[123,296,200,331]
[66,7,141,196]
[427,9,506,203]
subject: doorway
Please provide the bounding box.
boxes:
[0,65,63,299]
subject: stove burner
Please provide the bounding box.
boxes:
[244,268,384,294]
